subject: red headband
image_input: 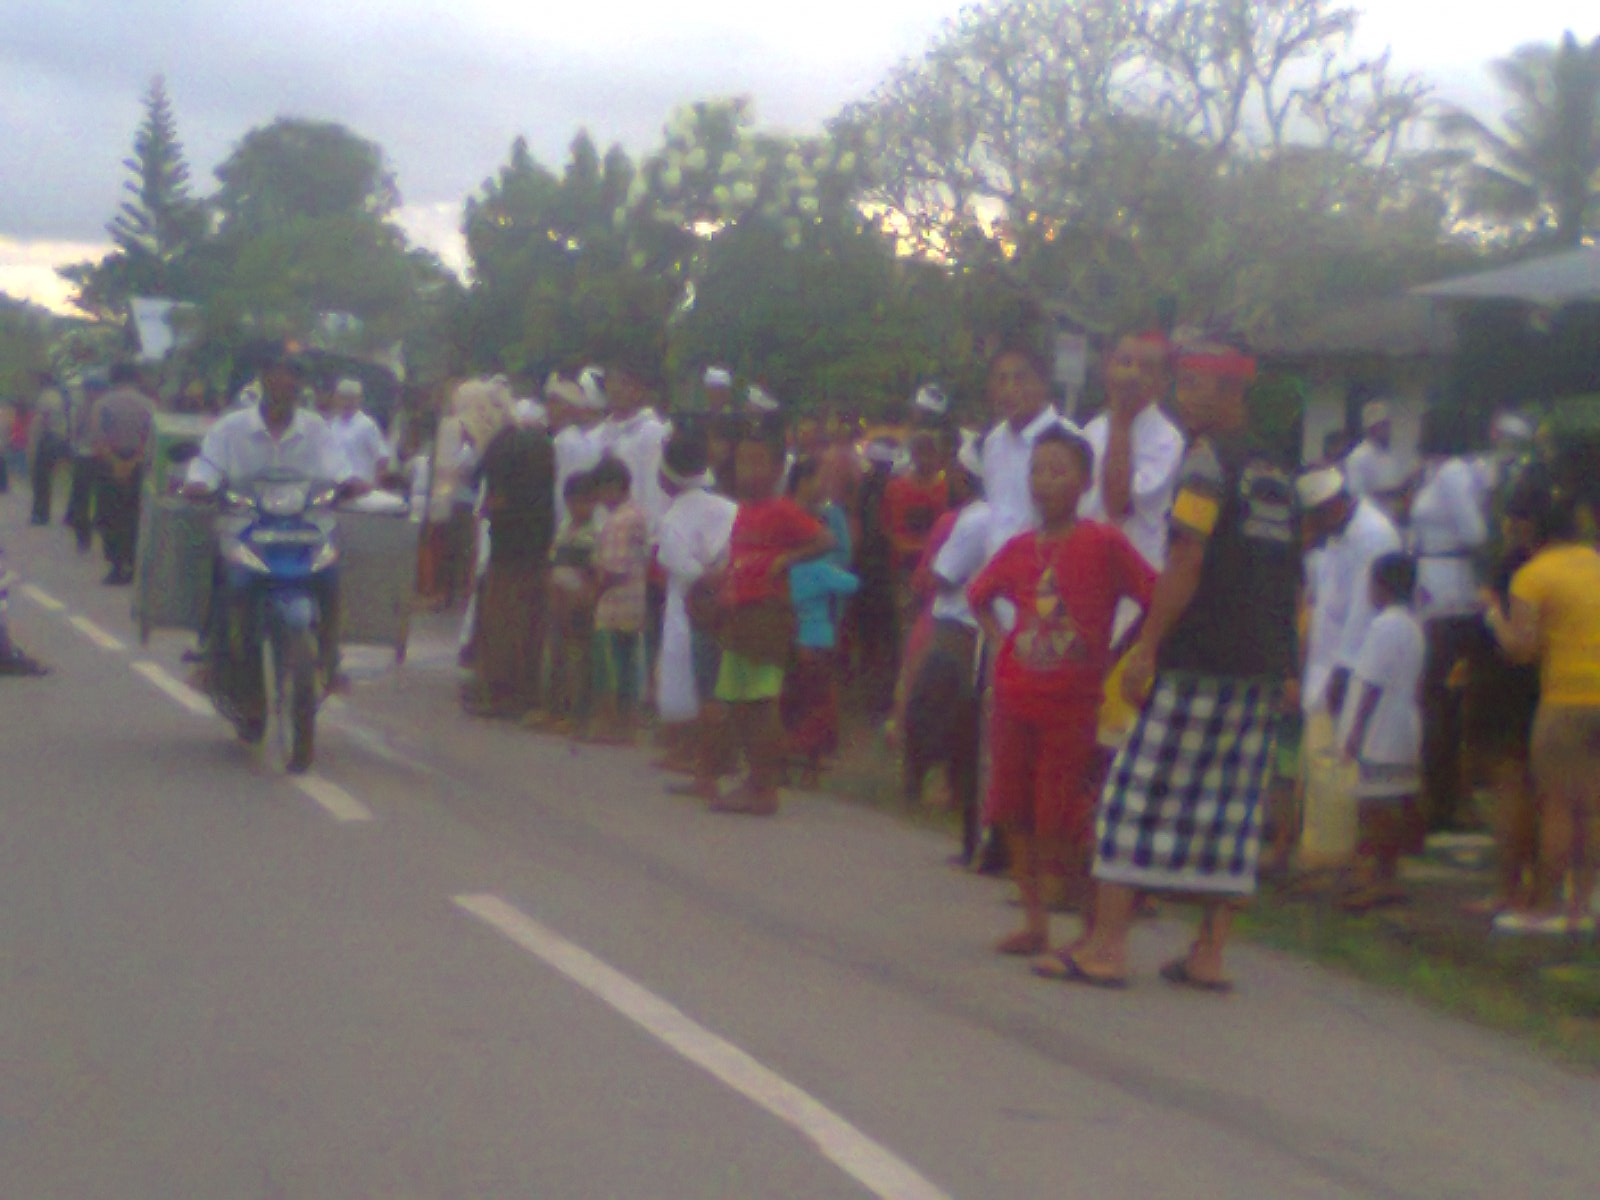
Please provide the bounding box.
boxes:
[1177,350,1258,382]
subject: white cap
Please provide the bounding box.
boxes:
[513,398,548,428]
[703,366,733,389]
[913,384,948,417]
[956,428,983,478]
[1361,400,1391,431]
[1296,466,1346,510]
[576,366,608,411]
[746,385,781,413]
[1492,412,1534,442]
[335,377,364,398]
[544,373,584,408]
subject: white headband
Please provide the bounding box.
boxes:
[913,384,948,416]
[704,366,732,388]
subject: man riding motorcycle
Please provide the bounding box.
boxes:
[180,346,369,746]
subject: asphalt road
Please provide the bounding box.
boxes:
[3,494,1599,1200]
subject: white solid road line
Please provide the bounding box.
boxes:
[130,660,215,718]
[292,774,375,823]
[67,614,126,653]
[18,584,66,612]
[454,894,952,1200]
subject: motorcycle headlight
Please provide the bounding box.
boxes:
[260,482,310,517]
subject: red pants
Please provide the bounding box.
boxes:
[985,703,1099,844]
[781,649,840,761]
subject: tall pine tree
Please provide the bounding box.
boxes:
[61,75,203,314]
[110,75,201,271]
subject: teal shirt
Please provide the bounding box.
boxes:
[789,560,860,650]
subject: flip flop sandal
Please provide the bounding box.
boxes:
[1038,952,1128,990]
[1159,958,1234,994]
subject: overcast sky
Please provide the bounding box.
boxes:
[2,0,1595,310]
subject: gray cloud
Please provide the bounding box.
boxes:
[0,0,911,243]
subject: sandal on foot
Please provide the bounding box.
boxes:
[995,930,1049,957]
[1159,958,1234,994]
[1035,951,1127,989]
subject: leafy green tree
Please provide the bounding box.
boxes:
[212,117,400,235]
[1439,32,1600,246]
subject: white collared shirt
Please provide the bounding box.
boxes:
[930,500,992,628]
[1344,438,1409,503]
[1303,498,1402,709]
[1407,456,1489,620]
[598,408,671,536]
[186,405,355,491]
[330,409,391,485]
[1078,404,1185,569]
[980,406,1070,560]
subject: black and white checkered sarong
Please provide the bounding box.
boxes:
[1094,672,1284,897]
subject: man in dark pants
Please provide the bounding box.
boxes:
[65,373,108,553]
[28,372,68,525]
[89,363,156,586]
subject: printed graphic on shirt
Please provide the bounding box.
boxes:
[1013,564,1083,674]
[1239,462,1296,544]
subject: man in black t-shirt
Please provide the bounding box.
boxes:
[1053,339,1299,993]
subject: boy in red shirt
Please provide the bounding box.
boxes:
[693,415,834,815]
[968,424,1156,958]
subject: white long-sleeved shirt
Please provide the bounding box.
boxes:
[186,405,354,491]
[1303,498,1402,710]
[1344,438,1409,503]
[330,410,391,486]
[1407,456,1489,621]
[930,500,992,629]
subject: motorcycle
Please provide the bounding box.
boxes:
[205,470,340,773]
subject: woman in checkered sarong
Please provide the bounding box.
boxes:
[1052,337,1301,992]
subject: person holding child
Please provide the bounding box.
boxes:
[968,420,1157,958]
[781,457,861,788]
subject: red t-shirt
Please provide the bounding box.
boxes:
[723,497,825,606]
[882,473,950,568]
[967,521,1156,718]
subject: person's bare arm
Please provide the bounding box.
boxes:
[1342,682,1381,762]
[1121,531,1205,703]
[1486,593,1539,664]
[1101,411,1135,521]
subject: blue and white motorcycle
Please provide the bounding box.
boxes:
[207,470,340,773]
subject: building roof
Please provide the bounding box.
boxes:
[1255,294,1456,360]
[1413,244,1600,305]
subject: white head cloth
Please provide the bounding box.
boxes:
[1296,466,1346,510]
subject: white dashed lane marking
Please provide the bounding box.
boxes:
[292,774,375,824]
[67,614,127,652]
[18,584,66,612]
[454,894,952,1200]
[130,660,215,718]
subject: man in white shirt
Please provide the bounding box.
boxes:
[547,373,605,528]
[1296,466,1402,716]
[183,346,365,690]
[980,344,1073,561]
[597,360,671,537]
[328,378,392,487]
[1344,401,1408,509]
[1079,332,1185,569]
